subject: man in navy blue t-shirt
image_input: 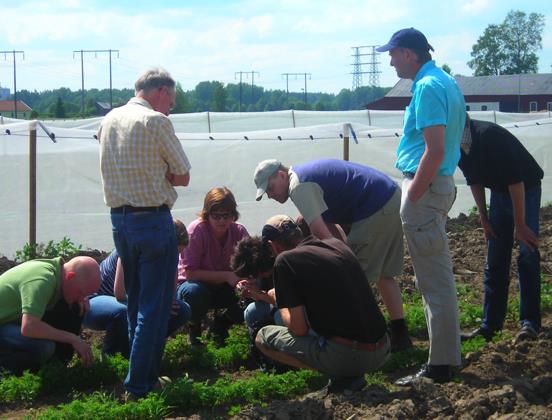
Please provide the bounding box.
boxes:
[254,158,411,352]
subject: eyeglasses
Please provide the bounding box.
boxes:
[210,212,231,221]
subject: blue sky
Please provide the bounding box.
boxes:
[0,0,551,94]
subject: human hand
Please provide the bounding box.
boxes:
[237,278,263,299]
[479,216,497,242]
[72,337,94,367]
[165,169,175,184]
[77,297,90,317]
[225,272,240,287]
[514,223,539,252]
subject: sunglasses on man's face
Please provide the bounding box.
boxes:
[210,212,231,221]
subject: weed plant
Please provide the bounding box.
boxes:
[15,237,82,262]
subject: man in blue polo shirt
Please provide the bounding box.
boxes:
[377,28,466,385]
[254,158,412,352]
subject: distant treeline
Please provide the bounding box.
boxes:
[12,82,391,118]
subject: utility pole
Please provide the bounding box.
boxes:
[281,73,311,107]
[234,70,259,112]
[1,50,24,118]
[350,45,380,90]
[250,70,259,105]
[73,49,119,117]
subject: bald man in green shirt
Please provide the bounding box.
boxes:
[0,256,100,374]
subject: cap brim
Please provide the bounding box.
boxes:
[255,187,265,201]
[375,43,392,52]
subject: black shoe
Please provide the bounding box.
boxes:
[327,376,367,393]
[188,323,203,347]
[390,330,413,353]
[460,326,495,342]
[515,325,537,343]
[395,364,453,386]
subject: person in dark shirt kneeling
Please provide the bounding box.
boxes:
[232,215,390,393]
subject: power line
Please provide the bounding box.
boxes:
[73,49,120,117]
[350,45,381,89]
[281,73,311,106]
[234,71,259,112]
[1,50,25,118]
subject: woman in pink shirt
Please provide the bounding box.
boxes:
[176,187,249,345]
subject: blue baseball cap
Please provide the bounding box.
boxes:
[376,28,434,52]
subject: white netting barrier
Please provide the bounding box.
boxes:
[1,110,551,258]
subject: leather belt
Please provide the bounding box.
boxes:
[330,333,388,352]
[402,171,415,179]
[111,204,169,214]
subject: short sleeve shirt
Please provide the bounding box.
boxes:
[289,159,397,224]
[178,219,249,281]
[98,250,119,296]
[99,97,192,208]
[0,257,63,324]
[397,61,466,176]
[458,119,543,193]
[274,237,387,343]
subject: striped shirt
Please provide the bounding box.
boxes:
[99,97,191,208]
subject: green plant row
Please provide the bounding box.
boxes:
[0,353,128,404]
[163,325,250,372]
[32,370,325,419]
[29,392,170,420]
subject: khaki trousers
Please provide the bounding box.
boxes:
[400,176,461,366]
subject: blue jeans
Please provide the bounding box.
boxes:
[0,323,55,374]
[244,301,282,331]
[176,281,243,326]
[82,295,191,359]
[111,210,178,397]
[482,186,541,332]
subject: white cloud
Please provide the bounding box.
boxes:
[462,0,490,14]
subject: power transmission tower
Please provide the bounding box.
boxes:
[281,73,311,107]
[234,70,259,112]
[1,50,24,118]
[73,49,119,117]
[350,45,380,90]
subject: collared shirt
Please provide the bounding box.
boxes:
[0,257,63,324]
[177,219,249,283]
[99,97,191,208]
[396,60,466,176]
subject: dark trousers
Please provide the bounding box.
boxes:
[482,185,541,331]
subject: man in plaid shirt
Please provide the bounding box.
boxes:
[99,67,191,399]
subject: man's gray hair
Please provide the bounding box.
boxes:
[135,67,175,94]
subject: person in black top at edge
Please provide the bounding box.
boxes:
[232,215,390,393]
[458,116,543,343]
